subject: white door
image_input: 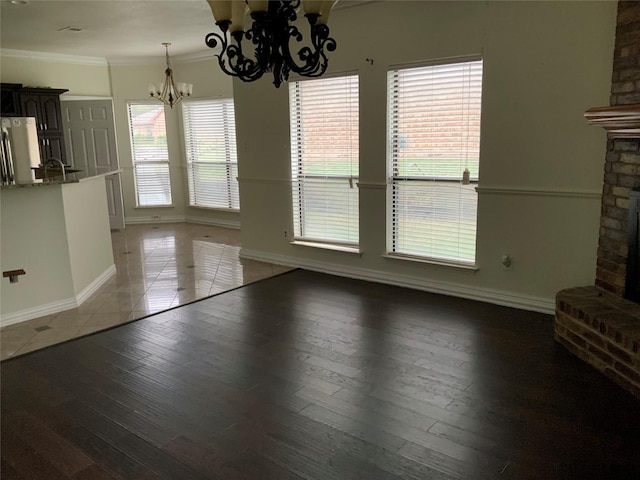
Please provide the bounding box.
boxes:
[62,99,125,230]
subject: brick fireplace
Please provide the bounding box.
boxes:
[554,1,640,399]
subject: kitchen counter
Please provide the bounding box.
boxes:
[1,174,116,326]
[0,168,122,190]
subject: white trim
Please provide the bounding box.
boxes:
[185,215,241,230]
[0,48,107,66]
[291,240,361,254]
[125,216,240,228]
[388,54,483,72]
[1,298,77,328]
[1,264,116,327]
[239,248,555,314]
[125,215,186,225]
[75,265,116,305]
[107,56,167,67]
[108,49,214,66]
[133,205,176,209]
[289,69,360,85]
[357,182,387,190]
[174,49,216,64]
[476,186,601,199]
[61,95,114,101]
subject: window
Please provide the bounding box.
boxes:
[127,103,172,207]
[290,75,359,247]
[387,59,483,265]
[182,99,239,209]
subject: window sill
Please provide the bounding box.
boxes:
[134,205,175,209]
[188,205,240,213]
[291,240,361,255]
[382,253,479,271]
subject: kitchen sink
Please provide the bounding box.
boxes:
[32,166,82,179]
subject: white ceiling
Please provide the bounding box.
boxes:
[0,0,371,63]
[1,0,219,61]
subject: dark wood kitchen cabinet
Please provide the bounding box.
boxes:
[0,83,23,116]
[18,87,69,165]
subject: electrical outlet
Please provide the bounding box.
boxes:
[152,215,161,221]
[501,253,513,270]
[283,230,289,239]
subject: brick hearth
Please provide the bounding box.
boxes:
[555,287,640,398]
[555,1,640,399]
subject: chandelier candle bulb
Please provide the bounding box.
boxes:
[208,0,232,23]
[317,0,337,25]
[230,1,247,32]
[247,0,268,13]
[303,0,323,15]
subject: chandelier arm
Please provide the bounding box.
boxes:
[149,42,191,108]
[206,29,266,82]
[162,43,176,107]
[229,30,268,81]
[304,25,337,77]
[285,22,335,77]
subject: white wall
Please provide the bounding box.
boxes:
[61,176,114,295]
[0,186,74,317]
[234,0,617,313]
[0,52,111,96]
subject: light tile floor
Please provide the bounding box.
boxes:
[0,223,292,360]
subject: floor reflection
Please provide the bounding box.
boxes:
[0,223,293,360]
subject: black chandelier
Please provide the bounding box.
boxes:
[206,0,337,88]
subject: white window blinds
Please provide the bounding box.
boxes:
[127,103,172,207]
[182,99,239,210]
[290,75,359,246]
[387,59,483,265]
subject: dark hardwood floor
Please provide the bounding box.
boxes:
[2,270,639,480]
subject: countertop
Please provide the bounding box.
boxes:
[1,169,122,190]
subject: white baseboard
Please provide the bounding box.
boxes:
[125,215,186,225]
[185,215,241,230]
[1,264,116,328]
[0,298,78,328]
[75,264,116,305]
[125,216,240,230]
[239,248,555,315]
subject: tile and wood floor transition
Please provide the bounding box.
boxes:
[2,269,639,479]
[0,223,292,360]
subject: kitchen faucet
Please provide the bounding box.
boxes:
[43,158,66,181]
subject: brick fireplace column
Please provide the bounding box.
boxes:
[554,1,640,399]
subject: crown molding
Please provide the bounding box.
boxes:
[0,48,107,66]
[107,49,214,67]
[106,56,167,67]
[174,49,216,64]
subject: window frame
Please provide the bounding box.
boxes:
[289,72,360,250]
[127,101,173,208]
[181,97,239,211]
[386,57,484,267]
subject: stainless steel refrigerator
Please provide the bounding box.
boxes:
[1,117,42,185]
